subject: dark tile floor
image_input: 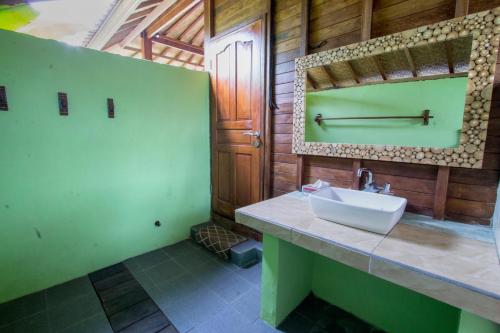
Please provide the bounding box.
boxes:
[0,239,382,333]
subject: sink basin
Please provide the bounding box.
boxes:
[309,187,407,234]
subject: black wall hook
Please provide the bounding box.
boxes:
[107,98,115,118]
[0,86,8,111]
[58,92,68,116]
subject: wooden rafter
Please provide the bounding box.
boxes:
[372,56,387,80]
[165,14,204,64]
[361,0,373,41]
[126,7,155,22]
[455,0,469,17]
[87,0,143,50]
[152,35,204,55]
[403,48,417,77]
[141,31,153,60]
[124,46,203,67]
[164,1,202,37]
[444,42,455,74]
[146,0,200,38]
[120,0,177,47]
[137,0,164,10]
[321,66,337,88]
[307,72,318,89]
[346,61,360,83]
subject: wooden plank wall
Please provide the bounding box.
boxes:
[213,0,267,35]
[272,0,500,225]
[210,0,500,225]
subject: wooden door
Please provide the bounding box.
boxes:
[207,19,266,219]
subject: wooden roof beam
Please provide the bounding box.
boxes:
[307,72,318,90]
[141,31,153,60]
[321,66,337,88]
[361,0,373,41]
[147,0,201,39]
[372,56,387,80]
[120,0,177,47]
[346,61,360,84]
[152,35,204,55]
[403,48,418,77]
[86,0,143,50]
[124,46,203,67]
[455,0,469,17]
[164,14,204,64]
[444,42,455,74]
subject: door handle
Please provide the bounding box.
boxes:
[242,131,261,148]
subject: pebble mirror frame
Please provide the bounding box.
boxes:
[293,8,500,169]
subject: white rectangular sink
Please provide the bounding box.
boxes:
[309,187,407,234]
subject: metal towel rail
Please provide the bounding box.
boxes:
[314,110,433,126]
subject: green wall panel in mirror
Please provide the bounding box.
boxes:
[305,77,468,148]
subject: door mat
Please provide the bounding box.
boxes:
[89,263,178,333]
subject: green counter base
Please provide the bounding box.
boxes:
[261,234,499,333]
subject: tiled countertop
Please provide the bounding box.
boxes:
[235,192,500,324]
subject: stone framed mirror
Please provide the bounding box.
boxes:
[292,8,500,168]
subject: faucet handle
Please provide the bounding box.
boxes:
[380,183,393,195]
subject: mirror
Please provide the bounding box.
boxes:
[293,8,500,168]
[305,36,472,149]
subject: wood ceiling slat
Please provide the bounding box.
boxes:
[126,7,155,22]
[123,46,203,67]
[164,11,204,63]
[147,0,201,38]
[137,0,163,10]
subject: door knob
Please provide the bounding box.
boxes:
[242,131,261,148]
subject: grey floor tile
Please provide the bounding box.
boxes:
[129,270,156,294]
[47,293,103,332]
[251,320,284,333]
[144,259,186,286]
[162,240,200,259]
[0,290,46,327]
[232,287,261,322]
[150,273,204,309]
[130,249,170,271]
[236,263,262,286]
[191,260,233,287]
[171,287,229,327]
[158,305,194,333]
[191,306,253,333]
[173,246,218,269]
[58,313,113,333]
[0,312,50,333]
[207,271,253,303]
[46,277,94,308]
[124,258,142,274]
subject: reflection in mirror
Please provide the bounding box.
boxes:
[305,36,473,148]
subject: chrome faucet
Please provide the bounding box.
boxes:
[357,168,392,195]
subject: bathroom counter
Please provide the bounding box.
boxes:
[235,192,500,324]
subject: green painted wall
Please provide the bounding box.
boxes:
[261,234,313,326]
[0,29,210,303]
[261,235,471,333]
[457,311,500,333]
[305,77,467,147]
[312,255,461,333]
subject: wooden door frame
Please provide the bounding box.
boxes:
[204,0,273,206]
